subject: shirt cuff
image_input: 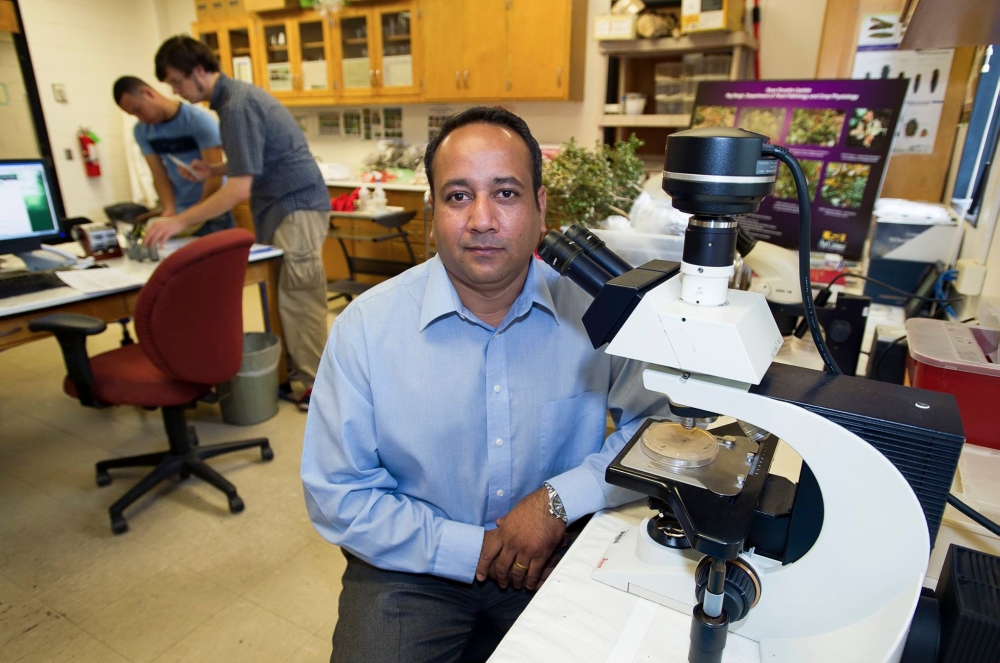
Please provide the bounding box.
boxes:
[433,520,485,583]
[546,465,609,525]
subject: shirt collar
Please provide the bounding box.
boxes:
[419,256,558,333]
[209,73,229,110]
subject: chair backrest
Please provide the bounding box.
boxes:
[134,229,254,385]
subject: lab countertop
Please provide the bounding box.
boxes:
[324,179,430,193]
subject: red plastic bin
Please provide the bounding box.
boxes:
[906,319,1000,450]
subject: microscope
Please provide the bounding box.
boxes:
[538,128,964,662]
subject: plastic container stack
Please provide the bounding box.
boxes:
[655,53,731,115]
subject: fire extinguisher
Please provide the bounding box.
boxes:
[78,128,101,177]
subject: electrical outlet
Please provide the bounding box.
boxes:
[955,258,988,296]
[51,83,67,103]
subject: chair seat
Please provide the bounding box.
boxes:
[64,343,210,407]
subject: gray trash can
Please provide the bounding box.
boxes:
[218,332,282,425]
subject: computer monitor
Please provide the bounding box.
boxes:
[0,159,62,256]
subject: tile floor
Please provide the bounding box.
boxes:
[0,291,348,663]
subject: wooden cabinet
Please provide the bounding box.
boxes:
[332,2,420,102]
[422,0,585,102]
[422,0,506,100]
[196,18,258,83]
[255,12,335,99]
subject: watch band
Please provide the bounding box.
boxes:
[544,481,568,523]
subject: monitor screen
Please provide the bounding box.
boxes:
[0,159,61,255]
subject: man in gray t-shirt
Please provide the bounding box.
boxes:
[146,36,330,408]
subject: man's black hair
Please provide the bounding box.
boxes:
[154,35,220,82]
[112,76,149,105]
[423,106,543,209]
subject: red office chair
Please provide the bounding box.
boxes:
[29,229,272,534]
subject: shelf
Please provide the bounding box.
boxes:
[343,37,368,45]
[232,47,251,55]
[267,45,289,51]
[383,34,411,42]
[598,114,691,128]
[599,31,757,57]
[301,41,325,49]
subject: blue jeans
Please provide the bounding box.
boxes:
[193,212,235,236]
[331,552,533,663]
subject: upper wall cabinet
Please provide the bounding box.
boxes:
[422,0,506,100]
[332,2,421,102]
[422,0,585,102]
[255,12,335,99]
[196,18,258,83]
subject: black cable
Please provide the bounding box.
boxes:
[764,145,841,375]
[960,317,978,324]
[821,272,963,304]
[872,335,907,382]
[948,494,1000,537]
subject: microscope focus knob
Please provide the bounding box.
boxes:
[694,557,760,623]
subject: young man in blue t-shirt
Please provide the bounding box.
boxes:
[114,76,234,235]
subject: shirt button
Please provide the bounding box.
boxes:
[493,385,501,393]
[496,489,504,497]
[495,438,503,446]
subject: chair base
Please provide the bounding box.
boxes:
[96,406,272,534]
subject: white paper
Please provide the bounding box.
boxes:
[232,55,254,84]
[56,267,146,294]
[342,58,371,89]
[382,55,413,88]
[267,62,293,91]
[301,59,329,90]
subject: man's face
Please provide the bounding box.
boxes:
[430,123,546,295]
[162,66,208,104]
[117,89,161,125]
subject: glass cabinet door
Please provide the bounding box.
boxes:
[264,23,293,93]
[378,10,413,90]
[228,27,255,84]
[339,15,372,92]
[297,20,329,92]
[198,30,221,64]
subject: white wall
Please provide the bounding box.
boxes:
[17,0,163,221]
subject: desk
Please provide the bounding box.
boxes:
[491,503,761,663]
[0,243,289,383]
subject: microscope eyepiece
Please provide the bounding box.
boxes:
[563,224,634,278]
[537,231,614,298]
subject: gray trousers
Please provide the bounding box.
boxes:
[331,553,533,663]
[270,210,329,388]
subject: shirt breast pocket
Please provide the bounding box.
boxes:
[539,390,608,474]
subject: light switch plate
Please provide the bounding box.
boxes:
[52,83,67,103]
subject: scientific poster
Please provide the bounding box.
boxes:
[850,13,954,155]
[690,79,908,259]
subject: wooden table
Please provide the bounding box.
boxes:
[0,243,288,383]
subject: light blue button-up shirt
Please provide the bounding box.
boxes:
[301,255,667,583]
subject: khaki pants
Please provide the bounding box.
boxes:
[271,210,329,388]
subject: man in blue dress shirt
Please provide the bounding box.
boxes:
[301,107,666,662]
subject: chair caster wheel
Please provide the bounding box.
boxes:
[111,515,128,535]
[228,495,244,514]
[261,446,274,461]
[97,470,111,487]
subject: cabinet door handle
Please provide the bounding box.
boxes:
[557,67,562,87]
[375,69,381,86]
[369,69,375,86]
[463,70,469,88]
[455,70,461,88]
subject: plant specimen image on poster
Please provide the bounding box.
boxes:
[786,108,846,147]
[691,106,737,129]
[820,162,871,209]
[846,108,894,150]
[736,107,787,141]
[774,159,822,200]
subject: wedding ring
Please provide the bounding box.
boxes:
[513,561,528,571]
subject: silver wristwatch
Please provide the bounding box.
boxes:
[543,482,568,523]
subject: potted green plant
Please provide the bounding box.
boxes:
[542,134,645,229]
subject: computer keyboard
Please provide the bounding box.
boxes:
[0,269,67,299]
